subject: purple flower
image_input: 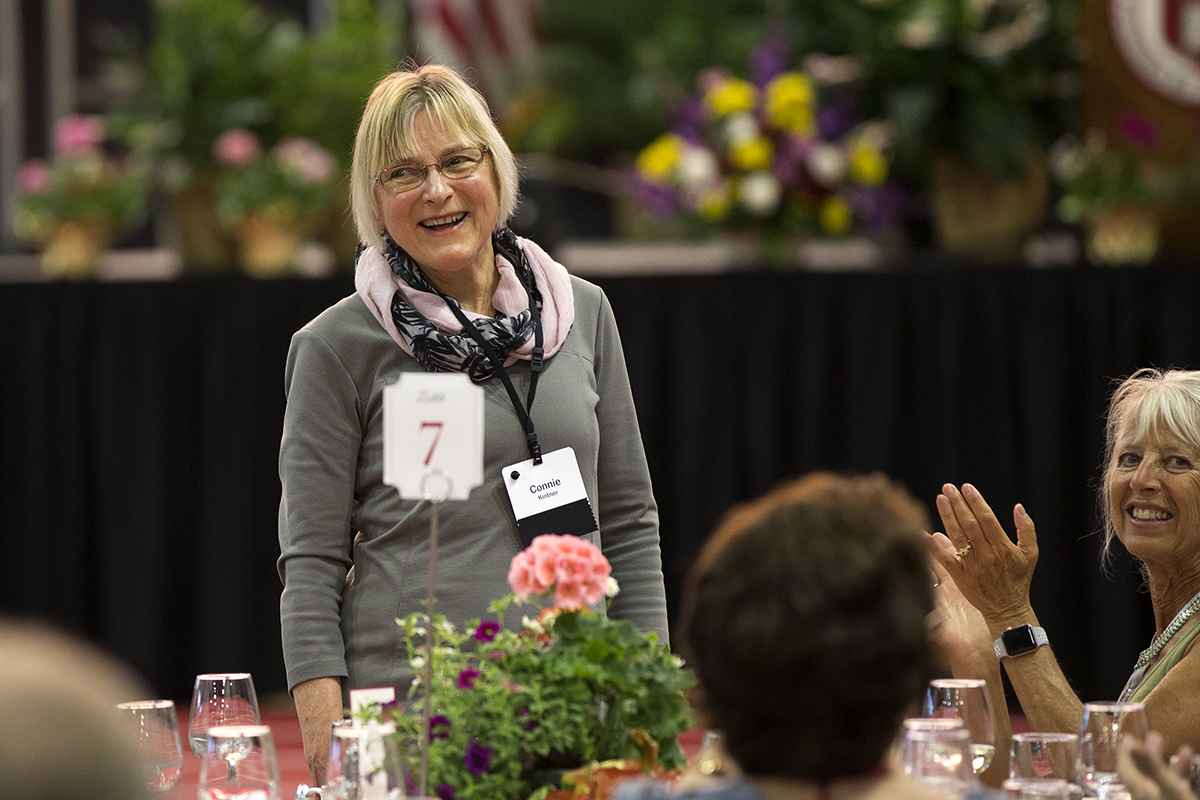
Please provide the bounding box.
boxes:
[671,97,706,144]
[474,621,500,642]
[464,739,494,777]
[457,668,480,689]
[429,715,451,739]
[436,782,456,800]
[1119,110,1159,148]
[750,33,789,87]
[847,183,906,232]
[817,98,859,141]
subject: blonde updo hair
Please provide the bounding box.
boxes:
[350,63,520,253]
[1100,368,1200,562]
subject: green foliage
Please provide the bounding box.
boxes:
[392,597,694,800]
[829,0,1079,180]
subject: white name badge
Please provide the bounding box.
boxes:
[383,372,483,501]
[503,447,598,547]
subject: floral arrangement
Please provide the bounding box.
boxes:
[211,128,340,229]
[631,39,903,241]
[372,534,694,800]
[13,115,150,271]
[1049,120,1173,225]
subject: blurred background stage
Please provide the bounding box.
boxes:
[3,0,1200,709]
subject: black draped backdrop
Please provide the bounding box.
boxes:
[1,261,1193,704]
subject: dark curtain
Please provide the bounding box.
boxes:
[1,262,1193,703]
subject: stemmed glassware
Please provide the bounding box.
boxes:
[1076,702,1149,797]
[116,699,185,793]
[189,672,262,781]
[197,724,281,800]
[903,725,976,798]
[925,678,996,774]
[325,721,406,800]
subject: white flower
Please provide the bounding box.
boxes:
[438,619,456,635]
[522,615,545,636]
[677,146,720,191]
[807,143,846,187]
[672,655,685,668]
[411,654,427,670]
[737,171,783,217]
[724,112,760,144]
[605,577,620,598]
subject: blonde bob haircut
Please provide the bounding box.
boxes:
[350,63,520,253]
[1100,367,1200,562]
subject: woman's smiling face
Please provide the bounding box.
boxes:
[377,110,499,285]
[1109,426,1200,567]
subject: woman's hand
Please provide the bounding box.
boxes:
[928,483,1039,629]
[1118,731,1199,800]
[928,539,996,675]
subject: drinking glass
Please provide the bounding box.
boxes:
[903,726,976,798]
[189,673,262,760]
[325,722,406,800]
[116,699,185,793]
[198,724,280,800]
[1018,780,1075,800]
[1076,702,1149,797]
[1011,732,1079,783]
[925,678,996,774]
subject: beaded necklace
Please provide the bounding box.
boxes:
[1119,587,1200,702]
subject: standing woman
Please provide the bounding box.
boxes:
[277,63,669,783]
[930,368,1200,768]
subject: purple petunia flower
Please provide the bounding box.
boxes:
[464,739,494,777]
[457,668,480,689]
[750,33,789,87]
[474,621,501,642]
[429,715,451,739]
[436,782,456,800]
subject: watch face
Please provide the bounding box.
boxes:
[1002,625,1039,656]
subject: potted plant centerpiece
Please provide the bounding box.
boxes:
[13,115,150,279]
[360,534,694,800]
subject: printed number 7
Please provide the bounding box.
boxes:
[420,421,444,466]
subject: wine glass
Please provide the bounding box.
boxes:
[925,678,996,774]
[1076,702,1149,796]
[198,724,281,800]
[116,699,185,793]
[325,722,406,800]
[903,725,976,798]
[189,673,262,760]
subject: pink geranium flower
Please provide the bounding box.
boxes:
[213,128,262,167]
[53,115,104,156]
[507,534,615,611]
[274,137,337,184]
[17,159,51,194]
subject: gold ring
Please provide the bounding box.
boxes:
[955,543,972,557]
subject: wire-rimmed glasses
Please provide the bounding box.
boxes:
[376,147,490,195]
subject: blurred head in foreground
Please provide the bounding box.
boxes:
[0,618,151,800]
[681,472,936,782]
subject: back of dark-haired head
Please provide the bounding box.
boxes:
[680,472,935,782]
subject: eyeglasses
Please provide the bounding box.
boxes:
[376,146,490,194]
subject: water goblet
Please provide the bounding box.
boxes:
[904,725,976,799]
[925,678,996,774]
[190,673,262,760]
[1011,732,1079,783]
[1076,702,1149,797]
[116,699,185,793]
[325,721,406,800]
[198,724,281,800]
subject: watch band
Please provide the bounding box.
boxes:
[993,625,1049,659]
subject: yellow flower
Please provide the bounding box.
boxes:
[849,141,888,186]
[765,72,817,136]
[697,182,733,222]
[819,195,854,235]
[635,134,686,184]
[729,136,774,172]
[703,78,757,118]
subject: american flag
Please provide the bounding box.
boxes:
[412,0,539,106]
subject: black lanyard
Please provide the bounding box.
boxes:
[440,275,545,465]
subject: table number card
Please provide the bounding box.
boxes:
[383,372,483,501]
